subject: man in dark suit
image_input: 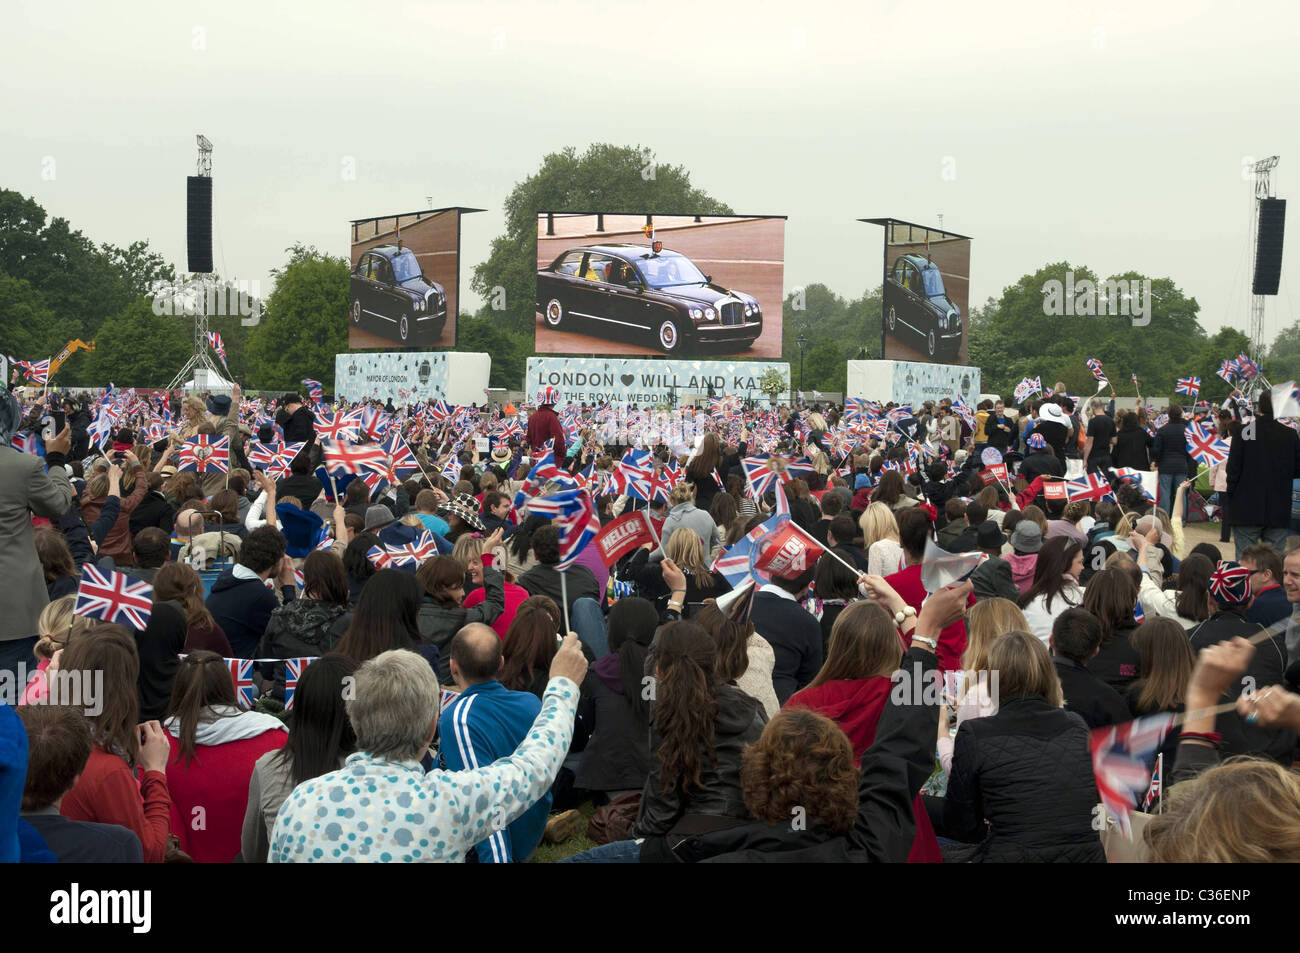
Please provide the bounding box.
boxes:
[1227,390,1300,559]
[1050,609,1129,728]
[752,566,823,704]
[1242,542,1291,627]
[16,705,142,862]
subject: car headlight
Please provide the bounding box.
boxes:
[743,304,753,317]
[414,298,424,312]
[705,307,716,321]
[690,308,703,320]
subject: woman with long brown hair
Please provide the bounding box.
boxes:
[784,600,941,861]
[153,561,231,654]
[1018,536,1084,645]
[569,621,765,862]
[500,604,562,697]
[693,603,778,719]
[1082,567,1142,690]
[57,624,175,862]
[685,432,723,513]
[162,650,287,862]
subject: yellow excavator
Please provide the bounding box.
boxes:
[49,339,95,378]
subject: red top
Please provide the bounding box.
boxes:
[464,581,530,639]
[61,746,172,863]
[526,407,567,460]
[165,730,287,863]
[883,562,974,672]
[786,677,942,863]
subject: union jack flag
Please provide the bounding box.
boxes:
[524,488,601,569]
[1142,753,1162,812]
[741,453,815,501]
[1186,419,1229,467]
[205,331,229,372]
[9,431,38,454]
[1109,467,1155,503]
[284,657,317,710]
[301,379,324,402]
[1133,597,1145,624]
[74,565,154,629]
[367,531,441,569]
[381,433,420,480]
[227,658,256,709]
[14,357,50,385]
[843,397,877,423]
[1065,471,1114,503]
[176,434,230,473]
[1086,358,1107,383]
[1236,353,1260,381]
[322,439,393,480]
[359,406,392,441]
[245,440,304,480]
[314,409,362,442]
[1174,377,1201,397]
[610,448,657,501]
[712,513,784,587]
[1090,713,1175,838]
[427,399,454,421]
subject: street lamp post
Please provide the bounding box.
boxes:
[796,330,808,403]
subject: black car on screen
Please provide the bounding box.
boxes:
[536,244,762,353]
[884,253,962,359]
[349,244,447,345]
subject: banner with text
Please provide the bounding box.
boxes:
[526,357,789,406]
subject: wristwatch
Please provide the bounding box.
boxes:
[911,635,938,651]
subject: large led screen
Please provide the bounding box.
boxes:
[535,213,785,359]
[349,207,474,350]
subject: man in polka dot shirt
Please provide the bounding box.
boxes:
[269,637,588,862]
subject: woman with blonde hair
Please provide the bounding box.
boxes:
[627,528,730,612]
[177,395,209,440]
[18,596,94,705]
[650,480,721,562]
[936,598,1027,774]
[859,501,904,576]
[933,630,1103,862]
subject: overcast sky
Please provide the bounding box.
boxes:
[3,0,1297,345]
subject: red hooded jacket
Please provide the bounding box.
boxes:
[883,563,974,673]
[786,677,942,863]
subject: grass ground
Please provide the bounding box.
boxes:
[529,802,599,863]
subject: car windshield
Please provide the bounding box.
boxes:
[920,264,946,298]
[635,253,707,289]
[390,250,422,282]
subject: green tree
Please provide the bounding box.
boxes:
[245,244,349,392]
[1267,321,1300,387]
[471,144,733,338]
[455,315,529,389]
[86,297,192,386]
[968,263,1206,400]
[781,283,880,393]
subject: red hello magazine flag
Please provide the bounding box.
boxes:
[1042,479,1069,502]
[594,510,657,567]
[753,521,825,580]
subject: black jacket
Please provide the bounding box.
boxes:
[257,597,351,699]
[1085,624,1141,691]
[1152,419,1196,475]
[128,490,176,537]
[675,647,943,862]
[277,405,317,446]
[926,694,1105,863]
[1016,450,1065,484]
[574,653,653,794]
[622,547,730,611]
[518,563,600,617]
[1188,609,1295,761]
[416,568,505,682]
[1055,657,1130,728]
[1226,415,1300,529]
[1112,427,1152,470]
[751,590,823,704]
[205,571,296,659]
[633,683,765,861]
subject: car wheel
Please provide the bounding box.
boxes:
[400,314,410,342]
[545,298,565,328]
[888,306,896,332]
[351,300,361,325]
[927,330,937,357]
[657,318,682,352]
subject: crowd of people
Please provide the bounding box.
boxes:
[4,371,1300,865]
